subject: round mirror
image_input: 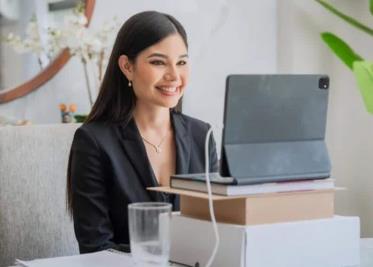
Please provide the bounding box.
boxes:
[0,0,95,103]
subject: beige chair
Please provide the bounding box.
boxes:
[0,124,80,266]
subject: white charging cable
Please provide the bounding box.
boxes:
[204,126,220,267]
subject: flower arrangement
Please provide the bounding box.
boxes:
[59,103,77,123]
[2,16,53,69]
[1,1,119,107]
[48,3,119,106]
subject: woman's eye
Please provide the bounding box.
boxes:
[150,60,165,65]
[178,60,187,66]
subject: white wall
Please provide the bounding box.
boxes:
[0,0,277,141]
[278,0,373,237]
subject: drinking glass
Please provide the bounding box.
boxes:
[128,202,172,267]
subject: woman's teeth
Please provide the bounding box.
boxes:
[157,86,177,92]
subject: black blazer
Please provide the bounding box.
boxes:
[69,111,218,253]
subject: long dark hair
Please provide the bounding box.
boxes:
[67,11,188,217]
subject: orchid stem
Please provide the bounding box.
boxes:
[82,59,93,107]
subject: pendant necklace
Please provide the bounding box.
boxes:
[141,132,168,154]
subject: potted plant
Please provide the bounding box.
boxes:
[314,0,373,114]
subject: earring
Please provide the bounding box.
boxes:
[128,80,132,87]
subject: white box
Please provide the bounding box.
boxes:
[170,214,360,267]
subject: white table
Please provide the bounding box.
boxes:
[360,238,373,267]
[12,238,373,267]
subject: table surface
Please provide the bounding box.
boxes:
[11,238,373,267]
[359,238,373,267]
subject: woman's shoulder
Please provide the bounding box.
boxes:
[172,111,211,134]
[73,121,118,143]
[76,121,111,134]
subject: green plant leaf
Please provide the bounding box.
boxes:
[321,32,363,70]
[315,0,373,37]
[353,61,373,114]
[74,114,87,123]
[370,0,373,16]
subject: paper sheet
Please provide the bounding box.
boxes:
[15,250,134,267]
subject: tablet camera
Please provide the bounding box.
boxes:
[319,76,329,90]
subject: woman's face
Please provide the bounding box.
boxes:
[120,33,189,109]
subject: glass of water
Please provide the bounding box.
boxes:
[128,202,172,267]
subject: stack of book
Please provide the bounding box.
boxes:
[149,175,336,225]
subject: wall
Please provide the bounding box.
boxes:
[0,0,277,140]
[278,0,373,237]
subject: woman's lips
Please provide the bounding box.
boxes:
[156,86,180,96]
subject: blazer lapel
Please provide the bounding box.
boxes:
[114,112,191,204]
[115,119,161,201]
[171,112,191,174]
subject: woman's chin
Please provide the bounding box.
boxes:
[156,95,183,109]
[159,100,180,109]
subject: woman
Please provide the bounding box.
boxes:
[67,11,218,254]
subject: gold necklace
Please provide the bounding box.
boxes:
[141,132,168,153]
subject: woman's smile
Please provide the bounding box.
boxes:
[155,85,181,96]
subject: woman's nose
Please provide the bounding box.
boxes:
[164,66,178,81]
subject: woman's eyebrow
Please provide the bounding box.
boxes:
[147,53,189,59]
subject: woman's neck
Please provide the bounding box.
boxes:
[133,102,171,134]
